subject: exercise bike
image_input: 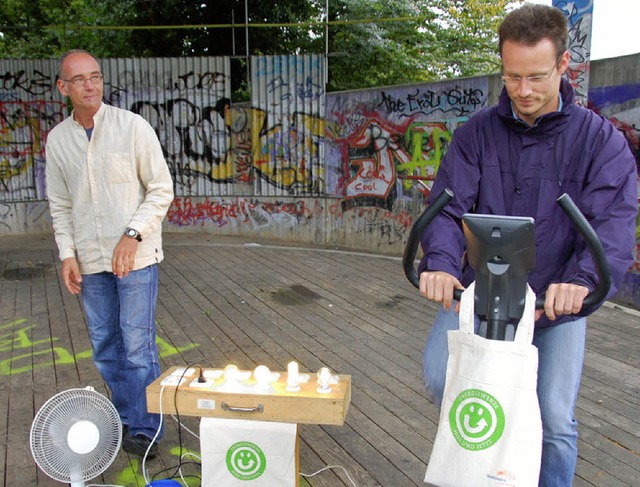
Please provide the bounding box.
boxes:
[403,188,611,339]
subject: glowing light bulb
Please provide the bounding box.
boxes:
[316,366,332,393]
[224,364,239,382]
[253,365,272,389]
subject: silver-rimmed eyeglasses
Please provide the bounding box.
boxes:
[62,74,104,86]
[501,60,559,86]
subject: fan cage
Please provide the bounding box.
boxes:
[30,387,122,483]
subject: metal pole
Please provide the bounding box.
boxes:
[325,0,329,85]
[232,9,235,56]
[245,0,250,89]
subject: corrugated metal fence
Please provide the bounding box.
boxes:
[1,53,639,208]
[0,54,326,202]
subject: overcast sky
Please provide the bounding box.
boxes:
[525,0,640,60]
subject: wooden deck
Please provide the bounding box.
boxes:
[1,232,639,487]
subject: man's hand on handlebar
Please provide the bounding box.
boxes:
[420,271,465,312]
[536,282,590,321]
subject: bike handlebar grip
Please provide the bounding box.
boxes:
[402,188,454,289]
[533,193,611,309]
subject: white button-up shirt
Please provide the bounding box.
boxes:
[45,103,174,274]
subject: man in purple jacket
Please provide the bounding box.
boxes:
[418,5,638,486]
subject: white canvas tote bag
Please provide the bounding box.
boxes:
[424,282,542,487]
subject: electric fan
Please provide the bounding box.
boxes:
[30,386,122,487]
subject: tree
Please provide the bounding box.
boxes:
[327,0,521,91]
[0,0,136,58]
[125,0,324,96]
[0,0,521,94]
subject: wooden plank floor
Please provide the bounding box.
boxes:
[1,232,638,487]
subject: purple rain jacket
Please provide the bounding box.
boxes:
[418,78,638,328]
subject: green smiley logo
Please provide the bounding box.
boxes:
[226,441,267,480]
[449,389,505,450]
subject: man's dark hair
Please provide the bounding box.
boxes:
[499,4,568,59]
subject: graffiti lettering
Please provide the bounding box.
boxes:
[167,196,320,229]
[0,100,65,200]
[378,87,485,118]
[116,69,227,93]
[554,0,593,105]
[0,69,54,96]
[350,206,413,245]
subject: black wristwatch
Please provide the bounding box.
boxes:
[124,227,142,242]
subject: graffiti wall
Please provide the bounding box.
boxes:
[326,79,488,206]
[0,54,639,306]
[102,57,236,197]
[0,60,64,201]
[324,78,488,248]
[554,0,593,105]
[588,82,640,307]
[250,55,326,197]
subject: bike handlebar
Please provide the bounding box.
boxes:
[402,189,611,310]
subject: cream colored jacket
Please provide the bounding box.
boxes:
[46,103,174,274]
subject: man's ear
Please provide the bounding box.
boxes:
[558,50,571,75]
[56,78,68,97]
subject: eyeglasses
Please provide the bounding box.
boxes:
[61,74,104,87]
[501,61,559,86]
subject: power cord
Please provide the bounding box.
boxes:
[148,364,203,486]
[142,383,168,484]
[171,414,200,440]
[301,464,358,486]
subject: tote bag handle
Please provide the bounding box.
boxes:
[458,282,536,345]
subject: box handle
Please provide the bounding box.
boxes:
[221,402,264,413]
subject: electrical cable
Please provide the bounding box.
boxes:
[142,383,168,484]
[4,15,432,33]
[300,464,358,487]
[170,414,200,440]
[149,364,203,485]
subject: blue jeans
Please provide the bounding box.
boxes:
[81,265,163,441]
[423,306,585,487]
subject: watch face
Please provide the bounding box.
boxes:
[125,227,141,241]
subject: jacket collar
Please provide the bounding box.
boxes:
[497,78,575,136]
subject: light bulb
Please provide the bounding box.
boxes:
[224,364,239,382]
[253,365,272,389]
[288,361,299,380]
[316,366,332,393]
[286,361,301,392]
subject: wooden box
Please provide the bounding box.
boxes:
[146,365,351,425]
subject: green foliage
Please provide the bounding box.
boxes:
[327,0,522,91]
[0,0,137,58]
[0,0,523,93]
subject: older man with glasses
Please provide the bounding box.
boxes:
[418,5,637,486]
[45,49,174,459]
